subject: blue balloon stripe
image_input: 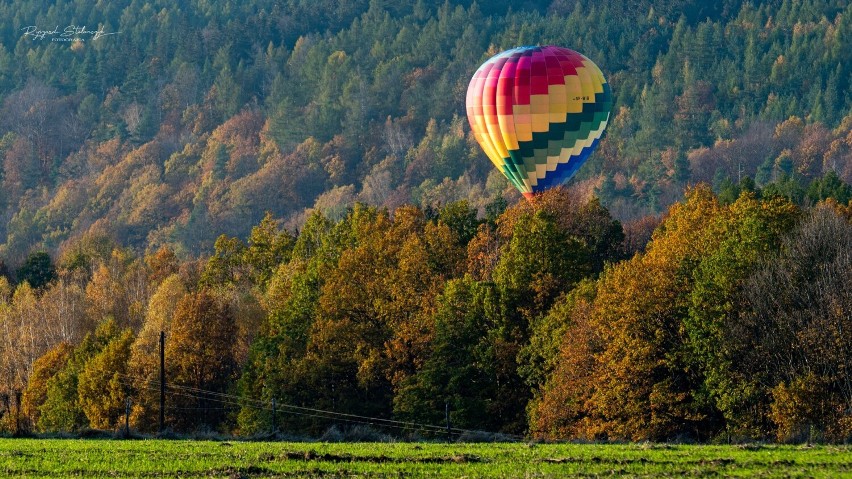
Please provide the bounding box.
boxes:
[532,138,600,192]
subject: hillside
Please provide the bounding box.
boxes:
[0,0,850,264]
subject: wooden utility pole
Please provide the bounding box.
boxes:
[14,390,21,436]
[445,401,451,442]
[125,397,131,437]
[159,331,165,434]
[271,398,277,435]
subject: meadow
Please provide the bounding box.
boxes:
[1,439,851,477]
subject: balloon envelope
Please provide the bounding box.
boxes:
[466,46,612,199]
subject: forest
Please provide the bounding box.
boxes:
[2,187,850,442]
[0,0,850,441]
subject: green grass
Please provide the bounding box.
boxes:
[1,439,852,477]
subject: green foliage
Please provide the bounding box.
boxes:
[243,213,296,289]
[200,235,247,287]
[394,277,500,432]
[493,210,590,320]
[807,171,852,205]
[77,328,134,430]
[38,320,122,432]
[518,279,597,392]
[16,252,56,289]
[437,200,479,245]
[684,193,799,436]
[762,175,807,204]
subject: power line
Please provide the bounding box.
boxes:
[122,379,439,434]
[118,378,420,433]
[114,373,522,440]
[119,373,453,433]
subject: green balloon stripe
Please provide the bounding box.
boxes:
[502,88,612,180]
[516,90,610,153]
[501,164,526,191]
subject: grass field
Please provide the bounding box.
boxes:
[1,438,851,477]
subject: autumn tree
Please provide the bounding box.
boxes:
[466,223,501,281]
[38,320,122,432]
[531,186,724,441]
[126,274,186,430]
[0,280,55,430]
[20,342,73,431]
[519,279,597,400]
[528,282,600,439]
[166,290,238,432]
[84,249,149,331]
[304,206,422,424]
[77,328,134,430]
[489,191,621,432]
[145,246,180,288]
[38,271,90,345]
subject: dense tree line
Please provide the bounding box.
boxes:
[0,185,849,442]
[0,0,850,264]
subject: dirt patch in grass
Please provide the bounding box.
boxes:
[278,450,484,464]
[224,465,274,478]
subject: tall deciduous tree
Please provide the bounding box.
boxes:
[740,205,852,441]
[243,212,295,289]
[128,274,187,431]
[77,328,134,430]
[166,290,238,431]
[38,320,121,432]
[20,342,73,432]
[532,186,724,440]
[684,193,798,437]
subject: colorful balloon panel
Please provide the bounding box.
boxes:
[466,46,612,199]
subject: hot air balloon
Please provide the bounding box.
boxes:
[466,45,612,200]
